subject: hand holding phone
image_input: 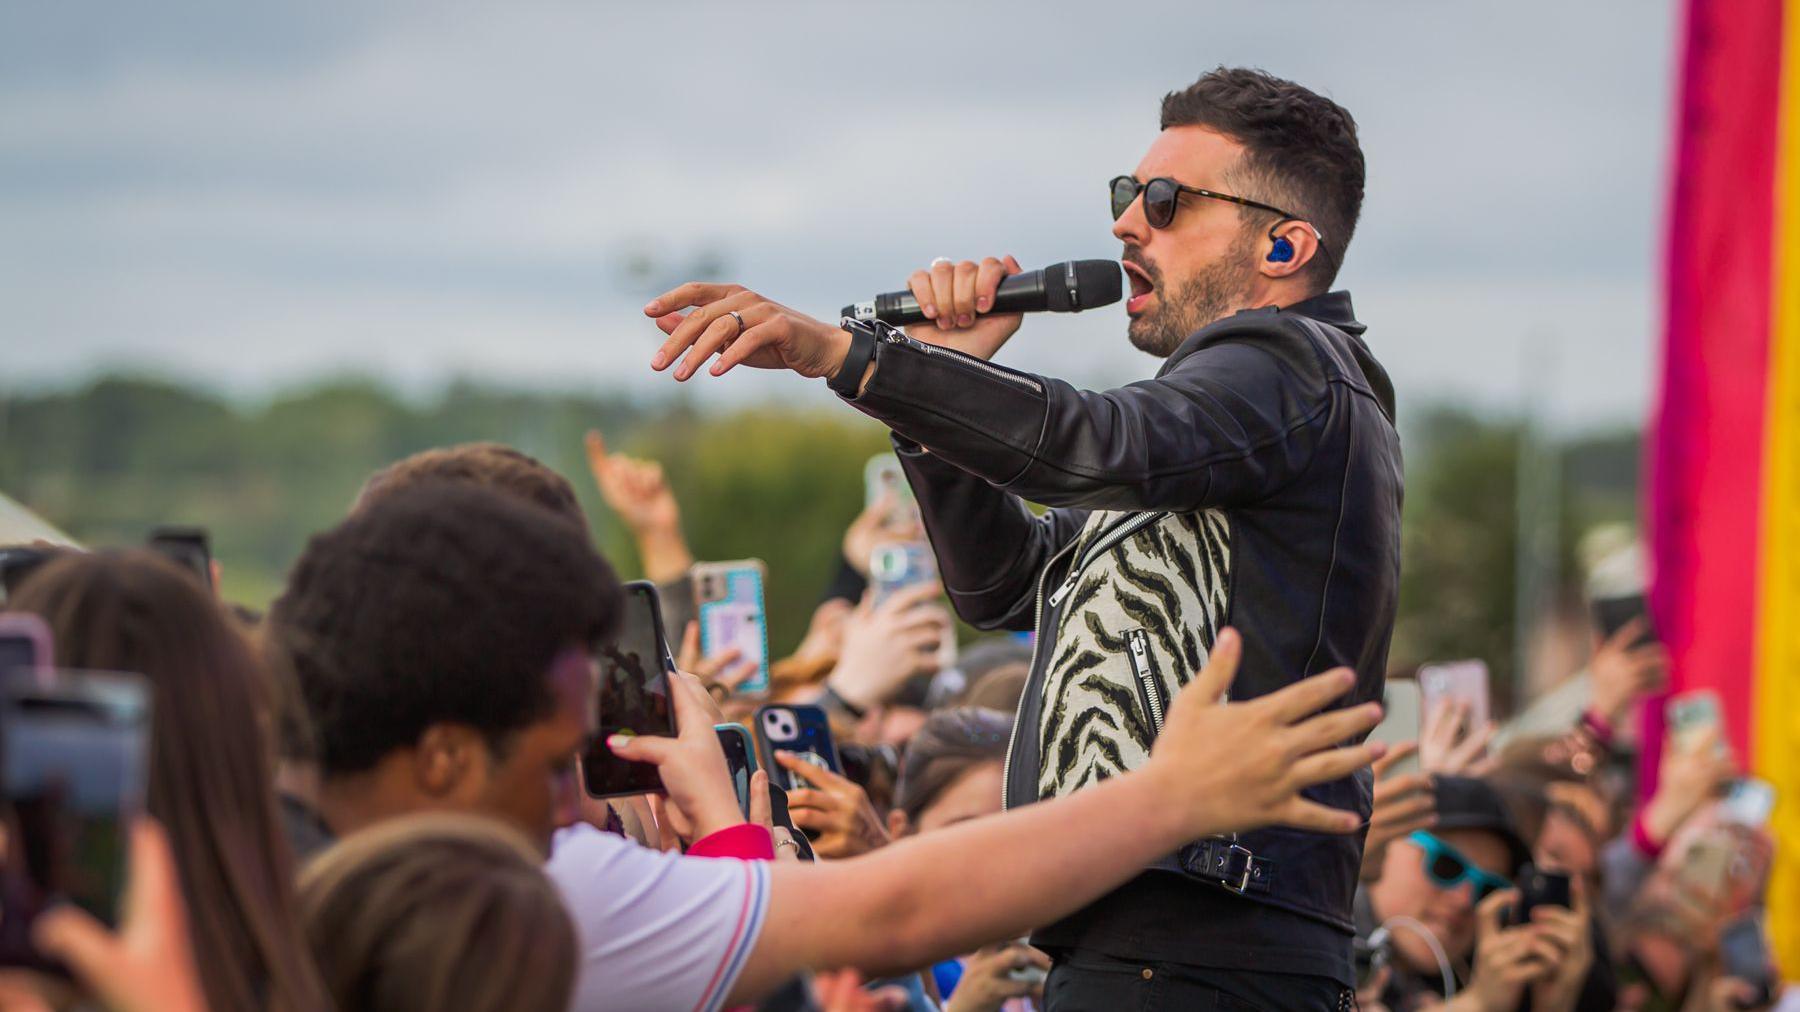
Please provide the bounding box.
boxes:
[582,582,679,798]
[693,561,771,695]
[603,672,746,842]
[0,669,153,972]
[1718,915,1777,1008]
[1418,661,1493,774]
[715,724,759,820]
[1504,865,1573,928]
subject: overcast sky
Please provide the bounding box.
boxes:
[0,1,1677,430]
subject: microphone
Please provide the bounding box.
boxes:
[840,259,1123,325]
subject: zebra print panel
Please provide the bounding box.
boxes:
[1034,509,1232,800]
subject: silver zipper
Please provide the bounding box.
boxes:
[1003,510,1166,809]
[1127,628,1165,735]
[999,533,1084,810]
[884,331,1044,394]
[1046,511,1168,608]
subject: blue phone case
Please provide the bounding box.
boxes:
[754,704,840,793]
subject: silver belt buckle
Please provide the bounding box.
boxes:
[1224,843,1255,894]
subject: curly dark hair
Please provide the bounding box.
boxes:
[1160,67,1364,289]
[269,481,621,777]
[354,443,586,528]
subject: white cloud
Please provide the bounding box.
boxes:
[0,0,1677,432]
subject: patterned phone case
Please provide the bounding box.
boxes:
[694,560,771,694]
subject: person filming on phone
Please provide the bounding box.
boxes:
[643,66,1401,1009]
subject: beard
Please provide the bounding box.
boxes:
[1125,231,1260,358]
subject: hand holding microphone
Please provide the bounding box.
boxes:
[643,257,1122,383]
[902,255,1027,362]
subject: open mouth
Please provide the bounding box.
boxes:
[1122,261,1155,315]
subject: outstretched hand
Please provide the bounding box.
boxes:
[646,284,852,382]
[1147,628,1385,840]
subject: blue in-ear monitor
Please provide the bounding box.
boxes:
[1267,237,1295,263]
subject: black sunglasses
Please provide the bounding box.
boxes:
[1109,175,1300,230]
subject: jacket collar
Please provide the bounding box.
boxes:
[1161,289,1363,370]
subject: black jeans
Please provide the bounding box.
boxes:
[1042,949,1351,1012]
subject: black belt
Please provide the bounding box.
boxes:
[1153,838,1274,895]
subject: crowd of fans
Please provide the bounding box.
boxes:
[0,432,1783,1011]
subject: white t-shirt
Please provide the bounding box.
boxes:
[546,822,770,1012]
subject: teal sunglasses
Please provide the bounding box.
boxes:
[1408,831,1511,902]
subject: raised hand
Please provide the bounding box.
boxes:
[29,819,208,1012]
[1145,628,1385,839]
[1589,617,1669,724]
[776,751,891,860]
[645,284,852,381]
[1642,725,1735,846]
[1420,698,1495,776]
[605,671,744,841]
[1457,890,1552,1012]
[827,584,949,711]
[903,255,1026,361]
[1362,741,1436,883]
[1528,877,1594,1012]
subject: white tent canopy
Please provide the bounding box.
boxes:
[0,493,77,548]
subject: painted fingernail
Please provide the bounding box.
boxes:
[606,734,628,749]
[978,297,991,311]
[957,314,973,327]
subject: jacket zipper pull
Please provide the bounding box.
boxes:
[1047,572,1080,609]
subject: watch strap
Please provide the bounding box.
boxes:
[828,318,880,398]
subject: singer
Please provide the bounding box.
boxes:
[644,67,1400,1011]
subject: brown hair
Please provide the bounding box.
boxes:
[957,661,1029,713]
[1160,67,1364,289]
[354,442,586,528]
[8,550,329,1012]
[892,707,1011,828]
[299,813,576,1012]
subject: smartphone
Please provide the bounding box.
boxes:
[581,582,678,799]
[1666,690,1724,753]
[1505,865,1573,927]
[1418,661,1490,735]
[715,724,758,819]
[870,542,938,605]
[0,669,152,971]
[1369,678,1423,775]
[693,560,770,695]
[1674,829,1737,900]
[755,704,841,793]
[147,526,212,589]
[1721,778,1776,828]
[1719,915,1777,1007]
[863,454,918,528]
[1592,593,1656,647]
[0,614,52,685]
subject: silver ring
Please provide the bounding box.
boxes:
[728,311,746,333]
[930,257,954,267]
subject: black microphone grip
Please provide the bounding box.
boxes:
[841,260,1120,325]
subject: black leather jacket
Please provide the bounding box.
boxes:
[841,290,1402,935]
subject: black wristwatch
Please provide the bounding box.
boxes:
[828,317,881,398]
[820,682,868,720]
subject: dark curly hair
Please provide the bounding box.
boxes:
[354,443,586,528]
[1161,67,1364,289]
[269,481,621,777]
